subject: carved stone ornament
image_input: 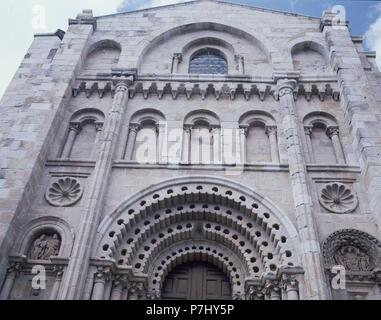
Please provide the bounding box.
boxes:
[45,177,83,207]
[322,229,381,272]
[29,233,61,260]
[319,182,358,214]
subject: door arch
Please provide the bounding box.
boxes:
[94,176,302,299]
[162,261,232,300]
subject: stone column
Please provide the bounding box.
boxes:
[265,279,282,300]
[124,123,140,160]
[91,122,103,158]
[245,284,265,300]
[277,78,328,300]
[172,53,182,74]
[110,275,126,301]
[61,123,81,158]
[181,125,192,164]
[235,55,245,74]
[282,275,300,300]
[0,262,21,300]
[127,281,146,300]
[266,126,280,163]
[327,127,345,164]
[157,122,167,164]
[59,77,133,300]
[211,126,221,164]
[91,267,111,300]
[304,126,315,163]
[239,127,248,164]
[49,265,64,300]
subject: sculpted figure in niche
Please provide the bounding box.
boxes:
[30,233,61,260]
[334,245,370,271]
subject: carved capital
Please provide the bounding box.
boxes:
[7,262,22,275]
[326,126,339,138]
[277,79,297,98]
[69,122,82,133]
[94,122,103,132]
[129,123,140,133]
[304,126,313,136]
[173,53,183,62]
[94,266,111,284]
[265,126,277,136]
[128,281,146,300]
[265,279,281,297]
[281,274,299,291]
[184,125,193,134]
[210,126,221,134]
[245,284,265,300]
[52,265,65,280]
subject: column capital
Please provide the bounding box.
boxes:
[210,125,221,133]
[326,126,340,138]
[276,79,297,97]
[280,273,299,291]
[129,123,140,133]
[94,122,103,132]
[264,279,281,297]
[69,122,82,133]
[7,261,23,275]
[304,126,313,135]
[184,124,193,133]
[265,125,277,136]
[239,126,249,136]
[128,280,146,300]
[173,53,183,62]
[94,266,111,283]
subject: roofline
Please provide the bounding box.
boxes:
[95,0,321,21]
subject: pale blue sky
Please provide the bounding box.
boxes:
[0,0,380,98]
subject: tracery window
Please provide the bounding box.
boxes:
[189,48,227,74]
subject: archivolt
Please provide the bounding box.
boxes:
[94,176,300,295]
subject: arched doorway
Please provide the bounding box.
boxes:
[162,261,232,300]
[94,176,302,300]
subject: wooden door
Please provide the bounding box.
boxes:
[161,262,232,300]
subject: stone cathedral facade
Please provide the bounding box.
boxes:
[1,0,381,300]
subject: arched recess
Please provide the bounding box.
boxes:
[184,110,220,164]
[82,39,121,75]
[136,22,273,75]
[290,40,331,74]
[303,111,345,164]
[94,176,301,298]
[10,216,75,258]
[60,108,105,159]
[239,111,279,163]
[124,109,166,162]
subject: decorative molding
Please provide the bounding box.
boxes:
[319,182,358,214]
[45,177,84,207]
[71,79,340,102]
[322,229,381,272]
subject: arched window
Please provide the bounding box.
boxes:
[189,48,227,74]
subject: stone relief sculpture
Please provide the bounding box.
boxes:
[322,229,381,272]
[29,233,61,260]
[333,245,370,271]
[45,177,83,207]
[319,182,358,214]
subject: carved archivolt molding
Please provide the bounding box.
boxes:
[322,229,381,272]
[94,176,301,298]
[45,177,84,207]
[319,182,358,214]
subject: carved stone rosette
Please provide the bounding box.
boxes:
[45,177,83,207]
[319,182,358,214]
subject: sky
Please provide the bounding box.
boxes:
[0,0,380,97]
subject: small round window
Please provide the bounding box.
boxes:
[189,48,227,75]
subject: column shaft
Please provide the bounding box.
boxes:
[328,128,345,164]
[0,271,17,300]
[304,127,315,163]
[124,125,139,160]
[239,128,247,164]
[181,126,191,164]
[59,78,133,300]
[212,127,221,164]
[61,125,80,158]
[266,127,279,163]
[277,79,328,300]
